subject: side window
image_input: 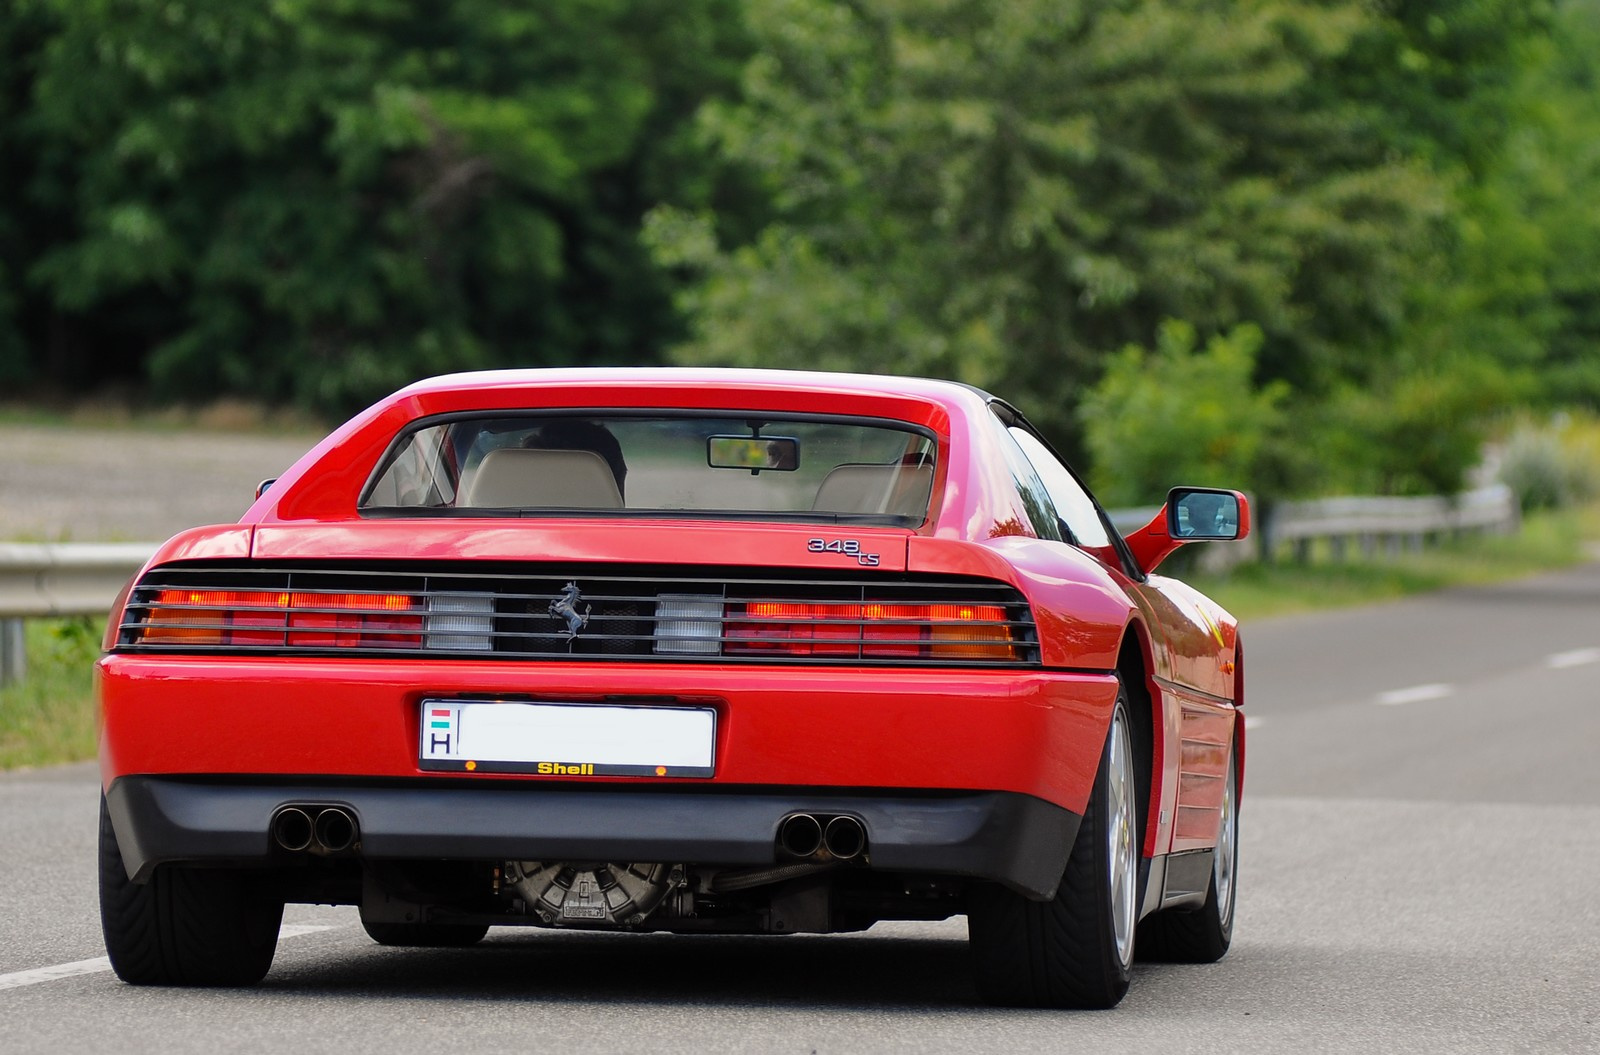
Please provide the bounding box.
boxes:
[1009,428,1120,559]
[987,415,1063,541]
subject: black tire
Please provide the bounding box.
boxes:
[968,693,1140,1009]
[98,796,284,986]
[361,920,490,948]
[1137,745,1238,963]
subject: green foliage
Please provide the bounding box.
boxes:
[1330,0,1552,176]
[649,0,1473,458]
[1080,321,1289,506]
[0,2,56,387]
[1498,412,1600,512]
[0,618,101,769]
[1323,358,1520,497]
[10,0,747,416]
[4,0,1599,500]
[1492,0,1600,409]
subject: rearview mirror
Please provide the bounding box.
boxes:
[707,436,799,472]
[1167,488,1244,540]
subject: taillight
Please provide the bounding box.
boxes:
[727,602,860,657]
[141,590,290,646]
[286,591,423,647]
[921,603,1017,659]
[724,601,1017,661]
[138,589,423,648]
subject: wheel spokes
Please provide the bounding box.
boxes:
[1106,708,1137,967]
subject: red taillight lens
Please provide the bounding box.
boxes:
[138,589,421,648]
[287,592,423,647]
[142,589,289,646]
[725,602,861,657]
[724,600,1016,660]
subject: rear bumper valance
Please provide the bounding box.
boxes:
[105,776,1080,900]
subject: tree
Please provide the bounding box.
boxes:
[648,0,1454,457]
[0,1,60,388]
[17,0,746,415]
[1081,321,1289,506]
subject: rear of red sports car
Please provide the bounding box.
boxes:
[97,369,1241,1007]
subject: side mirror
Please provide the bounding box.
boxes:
[1125,488,1251,573]
[1168,487,1246,541]
[255,478,278,500]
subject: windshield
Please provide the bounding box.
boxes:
[361,414,937,523]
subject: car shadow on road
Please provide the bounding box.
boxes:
[256,923,1283,1015]
[261,928,988,1010]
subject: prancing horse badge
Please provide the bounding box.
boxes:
[549,582,591,639]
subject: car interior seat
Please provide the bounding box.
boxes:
[462,448,624,508]
[812,462,933,518]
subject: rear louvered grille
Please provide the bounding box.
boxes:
[116,565,1040,667]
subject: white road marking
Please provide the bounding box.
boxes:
[1546,647,1600,669]
[0,957,110,992]
[278,923,339,940]
[0,924,336,993]
[1243,715,1264,730]
[1376,683,1454,706]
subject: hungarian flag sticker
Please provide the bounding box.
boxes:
[421,704,461,759]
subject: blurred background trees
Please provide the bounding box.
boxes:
[3,0,1599,504]
[1,0,746,413]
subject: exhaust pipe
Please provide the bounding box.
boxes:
[270,807,314,852]
[312,807,358,853]
[777,813,823,858]
[823,815,866,861]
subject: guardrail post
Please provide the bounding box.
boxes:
[0,618,23,687]
[1256,503,1276,565]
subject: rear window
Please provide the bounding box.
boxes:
[361,414,936,523]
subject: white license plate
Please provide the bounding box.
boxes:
[418,699,716,777]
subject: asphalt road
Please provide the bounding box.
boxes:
[3,566,1598,1053]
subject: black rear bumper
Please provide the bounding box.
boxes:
[104,776,1078,900]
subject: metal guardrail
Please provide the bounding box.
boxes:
[0,543,156,685]
[0,484,1521,685]
[1261,483,1520,561]
[1112,484,1517,571]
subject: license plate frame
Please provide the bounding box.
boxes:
[418,699,716,778]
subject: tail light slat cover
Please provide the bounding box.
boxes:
[117,565,1039,667]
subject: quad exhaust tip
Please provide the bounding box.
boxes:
[270,807,314,852]
[313,807,357,853]
[272,805,358,854]
[777,813,823,858]
[823,815,865,861]
[777,812,867,862]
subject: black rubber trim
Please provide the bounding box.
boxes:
[105,776,1080,900]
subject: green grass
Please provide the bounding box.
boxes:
[0,618,102,770]
[1188,504,1600,621]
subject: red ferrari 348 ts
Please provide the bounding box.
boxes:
[98,368,1248,1008]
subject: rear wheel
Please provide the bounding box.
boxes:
[98,796,284,986]
[361,920,490,948]
[1138,744,1238,963]
[968,691,1139,1008]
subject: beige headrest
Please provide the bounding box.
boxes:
[462,448,623,509]
[812,463,933,518]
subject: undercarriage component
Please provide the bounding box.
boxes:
[710,861,835,893]
[506,862,684,926]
